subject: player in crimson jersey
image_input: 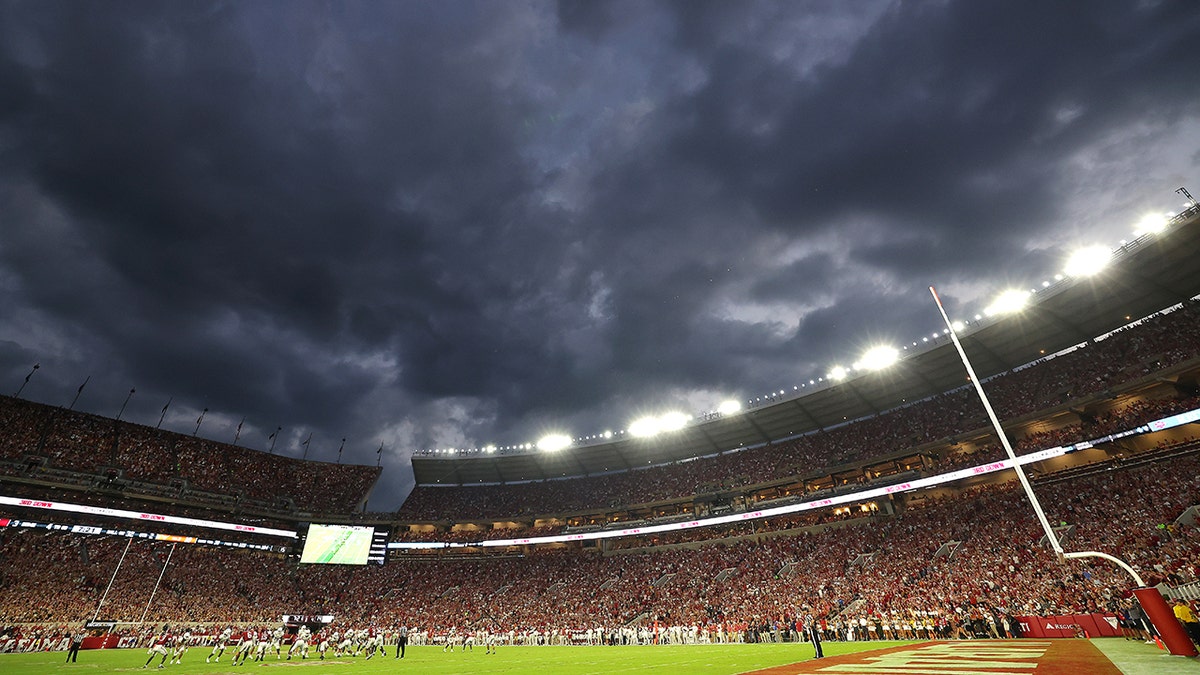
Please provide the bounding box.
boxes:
[142,630,171,669]
[231,630,256,666]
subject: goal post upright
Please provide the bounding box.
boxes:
[928,286,1062,555]
[929,285,1197,657]
[92,536,134,624]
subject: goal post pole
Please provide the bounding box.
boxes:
[139,543,176,625]
[931,287,1197,653]
[92,536,134,623]
[928,286,1063,555]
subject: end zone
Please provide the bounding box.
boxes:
[744,640,1123,675]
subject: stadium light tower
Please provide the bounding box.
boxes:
[629,416,661,438]
[1134,213,1168,236]
[659,411,689,431]
[854,345,899,371]
[536,434,571,452]
[1063,245,1111,278]
[983,289,1029,316]
[717,400,742,415]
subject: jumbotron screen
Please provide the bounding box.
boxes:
[299,524,377,565]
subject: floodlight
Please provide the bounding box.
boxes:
[659,412,689,431]
[629,417,660,438]
[828,365,848,380]
[1134,213,1167,235]
[854,345,899,371]
[717,400,742,415]
[951,321,965,332]
[984,289,1029,316]
[1063,245,1111,278]
[537,434,571,452]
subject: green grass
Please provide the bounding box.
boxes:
[3,642,915,675]
[1090,638,1200,675]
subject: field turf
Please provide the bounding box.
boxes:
[3,642,903,674]
[6,639,1193,674]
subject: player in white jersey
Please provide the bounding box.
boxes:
[269,626,285,659]
[351,628,367,656]
[287,625,311,660]
[363,630,383,660]
[169,630,191,665]
[206,627,233,663]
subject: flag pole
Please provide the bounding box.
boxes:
[14,363,38,398]
[157,398,172,429]
[193,408,208,436]
[69,375,90,411]
[116,388,136,422]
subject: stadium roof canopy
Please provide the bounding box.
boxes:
[413,206,1200,486]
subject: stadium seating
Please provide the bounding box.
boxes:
[1,302,1199,643]
[399,303,1200,521]
[0,396,380,514]
[0,444,1196,637]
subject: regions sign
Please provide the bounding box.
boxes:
[1014,613,1122,639]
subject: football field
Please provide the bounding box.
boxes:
[0,642,890,675]
[4,640,1192,674]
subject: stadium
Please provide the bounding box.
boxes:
[1,200,1199,674]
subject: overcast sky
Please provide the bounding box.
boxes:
[1,1,1197,509]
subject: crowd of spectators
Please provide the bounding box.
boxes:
[0,396,380,514]
[2,296,1200,642]
[398,374,1200,523]
[0,445,1196,639]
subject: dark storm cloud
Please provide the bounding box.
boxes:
[661,1,1198,247]
[0,0,1197,508]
